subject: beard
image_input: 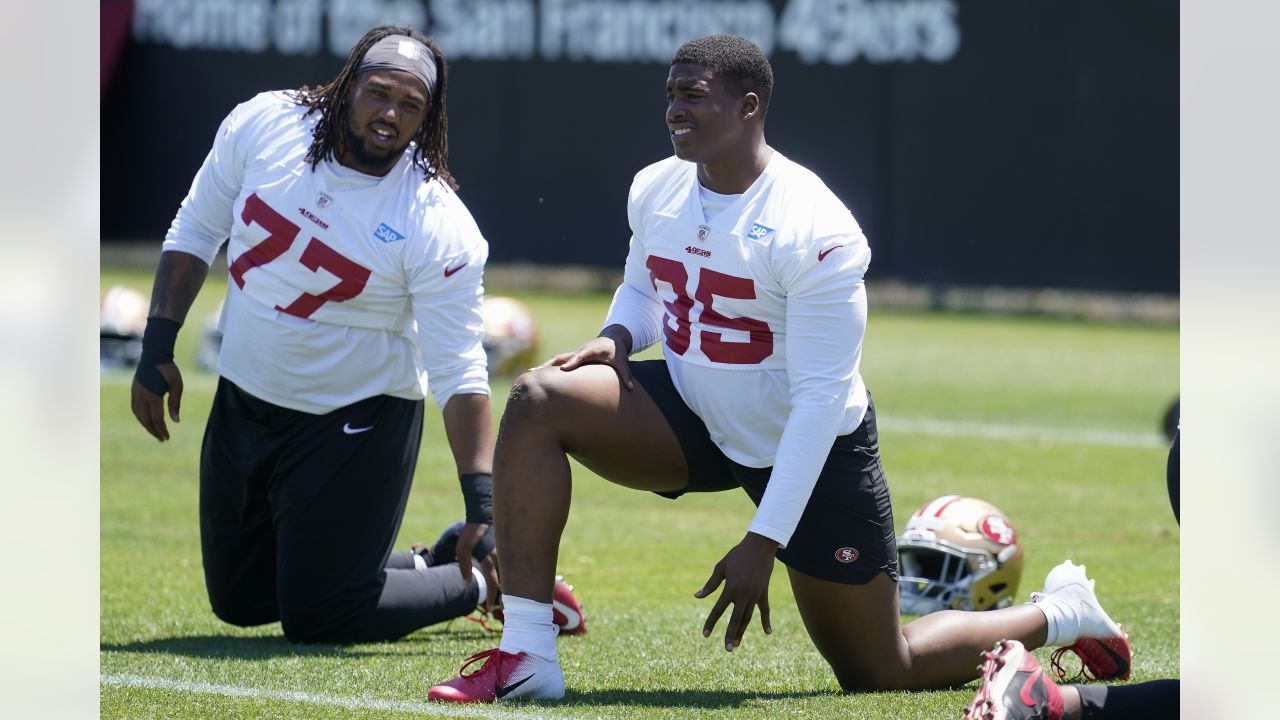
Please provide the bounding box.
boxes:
[343,122,412,173]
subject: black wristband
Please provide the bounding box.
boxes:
[135,317,182,395]
[459,472,494,524]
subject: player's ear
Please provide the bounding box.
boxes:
[741,92,761,121]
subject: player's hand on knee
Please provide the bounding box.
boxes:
[130,363,184,442]
[695,532,777,651]
[537,336,635,390]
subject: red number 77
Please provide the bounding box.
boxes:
[228,193,372,319]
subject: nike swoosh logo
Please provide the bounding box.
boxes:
[818,245,844,262]
[552,599,581,631]
[443,262,468,278]
[342,423,373,435]
[494,674,534,699]
[1096,638,1131,674]
[1018,665,1045,706]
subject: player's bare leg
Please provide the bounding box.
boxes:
[429,363,689,703]
[788,568,1049,691]
[493,363,689,603]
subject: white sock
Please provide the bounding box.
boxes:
[471,566,488,602]
[498,594,559,662]
[413,553,428,571]
[1031,592,1078,646]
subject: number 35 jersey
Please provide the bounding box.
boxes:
[604,152,871,548]
[162,92,490,414]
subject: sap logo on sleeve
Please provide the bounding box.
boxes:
[374,222,406,243]
[747,223,775,240]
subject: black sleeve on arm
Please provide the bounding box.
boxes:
[459,472,493,524]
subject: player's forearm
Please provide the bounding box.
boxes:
[441,391,495,476]
[147,250,210,324]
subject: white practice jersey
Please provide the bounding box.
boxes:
[163,91,489,414]
[604,152,871,548]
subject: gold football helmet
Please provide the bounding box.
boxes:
[100,285,148,369]
[481,296,539,377]
[897,495,1024,615]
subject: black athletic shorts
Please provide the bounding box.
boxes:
[631,360,898,585]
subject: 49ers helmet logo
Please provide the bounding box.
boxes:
[835,547,859,564]
[979,515,1017,545]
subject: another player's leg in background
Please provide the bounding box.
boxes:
[963,639,1178,719]
[962,431,1182,718]
[430,361,693,702]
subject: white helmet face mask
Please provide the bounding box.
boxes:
[897,495,1023,616]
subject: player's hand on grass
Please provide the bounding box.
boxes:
[456,522,500,611]
[537,328,635,390]
[131,362,184,442]
[695,531,777,651]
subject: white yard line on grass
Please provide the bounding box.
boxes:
[882,416,1167,449]
[101,674,571,720]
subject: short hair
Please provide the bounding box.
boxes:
[671,34,774,121]
[289,25,456,189]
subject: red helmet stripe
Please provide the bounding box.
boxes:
[933,495,966,517]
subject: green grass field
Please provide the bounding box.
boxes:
[101,266,1179,719]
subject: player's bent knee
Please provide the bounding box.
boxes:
[278,603,364,644]
[209,596,277,628]
[836,672,904,693]
[506,367,574,421]
[833,663,909,693]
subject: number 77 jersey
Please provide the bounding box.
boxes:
[162,92,490,414]
[605,152,873,473]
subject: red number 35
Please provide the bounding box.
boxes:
[228,193,372,319]
[645,255,774,364]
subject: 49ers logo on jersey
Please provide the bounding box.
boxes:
[979,515,1017,545]
[834,547,859,564]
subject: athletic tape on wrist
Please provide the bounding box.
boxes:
[459,472,494,524]
[135,317,181,395]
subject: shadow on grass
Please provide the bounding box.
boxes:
[557,688,833,709]
[100,625,496,661]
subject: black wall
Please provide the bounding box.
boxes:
[102,0,1177,293]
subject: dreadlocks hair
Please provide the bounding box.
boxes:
[289,25,457,190]
[671,34,774,123]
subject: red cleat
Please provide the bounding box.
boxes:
[427,648,564,703]
[1033,561,1131,681]
[963,639,1064,720]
